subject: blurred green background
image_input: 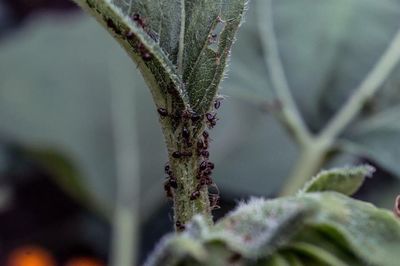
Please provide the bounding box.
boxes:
[0,0,400,265]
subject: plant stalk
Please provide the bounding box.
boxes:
[161,122,212,230]
[280,139,331,196]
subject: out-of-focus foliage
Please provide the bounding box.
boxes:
[226,0,400,184]
[144,167,400,266]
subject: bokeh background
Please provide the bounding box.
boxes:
[1,0,400,265]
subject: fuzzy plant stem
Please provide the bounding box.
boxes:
[160,118,212,230]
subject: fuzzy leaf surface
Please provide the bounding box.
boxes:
[72,0,246,114]
[300,165,375,196]
[145,191,400,266]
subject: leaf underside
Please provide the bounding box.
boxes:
[72,0,246,114]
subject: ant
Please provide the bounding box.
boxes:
[175,221,185,231]
[209,194,220,210]
[157,107,168,117]
[172,151,193,159]
[106,18,121,35]
[164,181,173,198]
[190,190,201,201]
[206,113,218,128]
[132,13,159,42]
[214,97,223,110]
[200,150,210,158]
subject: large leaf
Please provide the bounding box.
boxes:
[73,0,246,114]
[145,191,400,266]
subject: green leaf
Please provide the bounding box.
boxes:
[145,192,400,266]
[300,165,375,196]
[72,0,246,114]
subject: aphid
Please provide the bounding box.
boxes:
[207,162,215,170]
[209,194,220,210]
[190,190,201,201]
[202,131,209,140]
[203,169,212,176]
[157,107,168,117]
[106,18,121,35]
[206,113,218,128]
[205,176,213,186]
[125,30,134,40]
[164,182,173,198]
[175,221,185,231]
[199,161,208,171]
[172,151,182,159]
[132,13,145,27]
[214,97,223,109]
[168,178,178,189]
[142,51,152,61]
[200,178,207,187]
[190,113,202,123]
[181,151,193,157]
[164,163,170,174]
[182,127,190,139]
[201,150,210,158]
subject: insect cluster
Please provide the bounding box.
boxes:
[105,12,159,62]
[158,95,224,225]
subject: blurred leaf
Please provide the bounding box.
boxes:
[300,165,375,196]
[145,191,400,266]
[225,0,400,183]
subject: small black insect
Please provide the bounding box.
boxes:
[142,51,152,61]
[181,151,193,157]
[168,178,178,189]
[106,18,121,35]
[176,221,185,231]
[203,169,212,176]
[164,181,173,198]
[157,107,168,117]
[125,30,134,40]
[199,161,208,171]
[164,163,171,174]
[206,113,217,128]
[190,113,202,123]
[202,131,209,140]
[182,127,190,139]
[190,190,201,201]
[172,151,182,159]
[214,97,223,109]
[132,13,145,27]
[207,162,215,170]
[201,150,210,158]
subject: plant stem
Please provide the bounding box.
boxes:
[162,127,212,230]
[109,68,140,266]
[280,139,331,196]
[280,28,400,195]
[260,0,313,148]
[319,27,400,142]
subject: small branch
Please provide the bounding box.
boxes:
[280,140,330,196]
[319,27,400,143]
[260,0,313,147]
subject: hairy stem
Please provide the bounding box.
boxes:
[160,119,212,230]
